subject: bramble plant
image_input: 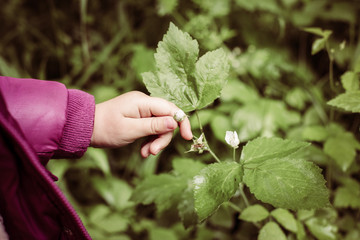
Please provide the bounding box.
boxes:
[4,1,360,239]
[131,23,330,235]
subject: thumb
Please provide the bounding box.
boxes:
[128,116,178,139]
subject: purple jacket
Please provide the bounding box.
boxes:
[0,76,94,239]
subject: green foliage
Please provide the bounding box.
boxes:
[323,124,360,172]
[131,174,186,214]
[241,138,329,210]
[193,162,242,222]
[328,91,360,113]
[156,0,178,16]
[258,222,287,240]
[341,71,359,92]
[304,28,332,55]
[305,217,339,240]
[5,0,360,239]
[142,23,229,112]
[239,204,269,222]
[334,178,360,209]
[233,99,301,141]
[270,208,297,233]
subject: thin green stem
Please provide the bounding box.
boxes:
[194,110,221,163]
[239,183,250,207]
[209,149,221,163]
[233,148,236,162]
[325,40,336,123]
[326,41,335,93]
[80,0,90,65]
[195,111,203,132]
[226,202,242,213]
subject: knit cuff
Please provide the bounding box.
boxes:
[55,89,95,158]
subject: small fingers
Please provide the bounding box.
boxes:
[137,95,193,141]
[149,131,173,155]
[141,141,152,158]
[140,132,173,158]
[178,117,193,140]
[129,116,177,140]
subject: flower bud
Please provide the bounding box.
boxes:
[225,131,240,148]
[174,109,186,122]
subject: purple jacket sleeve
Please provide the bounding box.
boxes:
[0,76,95,162]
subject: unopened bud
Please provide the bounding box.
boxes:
[174,109,186,122]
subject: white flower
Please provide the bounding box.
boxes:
[174,109,186,122]
[225,131,240,148]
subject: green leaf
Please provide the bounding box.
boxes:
[311,38,326,55]
[303,28,332,38]
[149,227,178,240]
[302,125,328,142]
[234,0,280,13]
[270,208,297,233]
[285,87,308,110]
[209,206,234,228]
[297,209,315,221]
[258,222,287,240]
[305,218,338,240]
[143,23,199,111]
[333,186,360,209]
[242,138,329,210]
[210,114,232,143]
[239,204,269,222]
[140,154,159,178]
[0,56,22,78]
[233,99,300,141]
[92,177,134,210]
[131,174,186,213]
[341,71,359,92]
[194,48,229,109]
[324,137,356,172]
[221,80,259,104]
[296,221,307,240]
[131,44,155,78]
[85,148,111,176]
[323,127,360,172]
[193,0,231,17]
[91,84,120,104]
[172,158,206,179]
[88,205,129,233]
[240,137,310,166]
[193,162,243,221]
[142,22,229,112]
[178,186,198,228]
[157,0,178,16]
[327,91,360,113]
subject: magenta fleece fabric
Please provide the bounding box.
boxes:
[0,76,94,239]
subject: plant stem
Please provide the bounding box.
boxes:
[326,41,335,93]
[227,202,242,213]
[80,0,90,65]
[194,110,221,163]
[233,148,236,162]
[195,110,203,132]
[326,40,336,122]
[239,183,250,207]
[209,149,221,163]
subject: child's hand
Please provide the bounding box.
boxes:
[90,91,193,157]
